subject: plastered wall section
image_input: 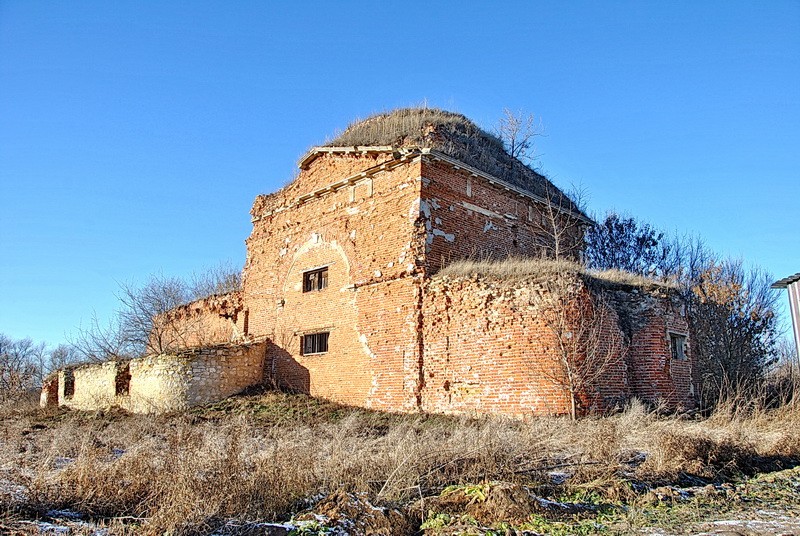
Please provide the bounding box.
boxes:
[45,343,265,413]
[419,158,584,272]
[420,275,631,418]
[245,154,426,411]
[58,362,122,410]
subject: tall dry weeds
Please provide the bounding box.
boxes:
[2,392,799,534]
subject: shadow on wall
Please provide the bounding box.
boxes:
[266,340,310,394]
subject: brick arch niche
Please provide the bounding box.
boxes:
[269,236,373,406]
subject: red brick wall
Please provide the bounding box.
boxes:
[622,292,694,409]
[245,153,425,409]
[419,158,584,272]
[156,149,695,417]
[151,292,245,351]
[420,274,632,418]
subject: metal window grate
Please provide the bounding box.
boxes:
[302,332,329,355]
[303,267,328,292]
[670,334,687,360]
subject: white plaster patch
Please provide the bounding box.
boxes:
[432,229,455,242]
[483,221,497,232]
[359,334,378,360]
[434,217,442,225]
[409,198,421,221]
[419,199,431,218]
[462,201,501,219]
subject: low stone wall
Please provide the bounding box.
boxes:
[59,361,123,411]
[125,342,266,413]
[42,342,266,414]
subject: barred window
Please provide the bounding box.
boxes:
[670,333,687,360]
[302,332,329,355]
[303,267,328,292]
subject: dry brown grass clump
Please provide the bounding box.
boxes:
[320,108,580,210]
[1,392,799,534]
[437,256,674,290]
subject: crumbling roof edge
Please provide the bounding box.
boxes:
[433,259,677,293]
[424,149,593,225]
[294,146,592,225]
[298,145,395,169]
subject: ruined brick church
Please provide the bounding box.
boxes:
[42,109,695,417]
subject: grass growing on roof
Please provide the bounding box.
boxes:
[320,107,579,210]
[437,256,676,290]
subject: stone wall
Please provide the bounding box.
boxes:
[124,342,265,413]
[43,343,266,413]
[57,361,121,410]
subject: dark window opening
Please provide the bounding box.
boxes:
[301,332,329,355]
[303,267,328,292]
[115,363,131,396]
[670,333,687,360]
[63,370,75,399]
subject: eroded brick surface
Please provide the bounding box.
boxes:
[44,141,696,416]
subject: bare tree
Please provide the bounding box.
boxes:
[0,334,46,404]
[71,312,132,362]
[531,272,626,419]
[585,212,675,278]
[584,211,782,408]
[48,344,80,372]
[189,261,242,299]
[70,262,243,361]
[689,259,779,406]
[496,108,544,163]
[533,183,590,261]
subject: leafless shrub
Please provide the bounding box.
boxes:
[495,108,544,163]
[189,261,242,300]
[69,262,242,361]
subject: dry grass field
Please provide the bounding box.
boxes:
[1,391,799,535]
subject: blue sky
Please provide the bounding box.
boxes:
[1,1,798,346]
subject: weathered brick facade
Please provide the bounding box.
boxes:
[44,110,695,416]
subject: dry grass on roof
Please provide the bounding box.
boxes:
[325,107,503,150]
[437,257,675,290]
[321,108,581,212]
